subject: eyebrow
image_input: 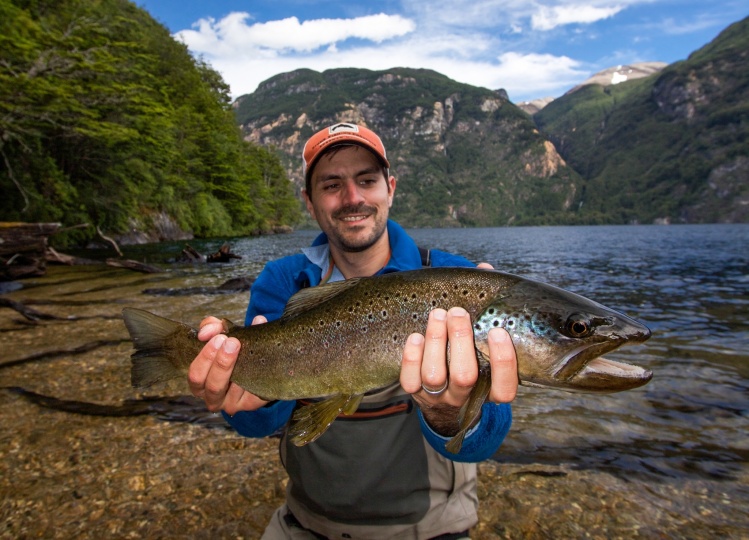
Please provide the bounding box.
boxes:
[314,165,383,183]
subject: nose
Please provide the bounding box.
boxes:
[341,179,365,206]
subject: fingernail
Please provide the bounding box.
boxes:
[213,334,227,349]
[198,326,212,340]
[223,338,239,354]
[450,307,468,317]
[432,309,447,321]
[489,328,505,343]
[410,334,424,345]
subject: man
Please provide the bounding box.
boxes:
[189,123,518,539]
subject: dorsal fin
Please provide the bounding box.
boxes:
[281,278,364,321]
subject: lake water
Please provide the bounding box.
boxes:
[115,223,749,486]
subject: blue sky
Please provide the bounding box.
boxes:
[135,0,747,103]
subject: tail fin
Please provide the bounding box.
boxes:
[122,308,195,388]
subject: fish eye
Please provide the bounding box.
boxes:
[565,315,592,338]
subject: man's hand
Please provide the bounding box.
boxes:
[187,315,269,415]
[399,263,518,436]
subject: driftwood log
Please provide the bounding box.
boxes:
[105,258,162,274]
[0,222,61,280]
[206,242,242,263]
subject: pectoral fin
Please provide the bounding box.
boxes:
[288,394,363,446]
[445,353,491,454]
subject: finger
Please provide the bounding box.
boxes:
[187,334,225,397]
[251,315,268,326]
[421,309,449,392]
[222,383,268,416]
[203,336,241,412]
[476,262,494,270]
[400,333,426,394]
[198,316,226,341]
[445,307,479,397]
[487,328,518,403]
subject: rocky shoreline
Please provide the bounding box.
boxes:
[1,392,742,539]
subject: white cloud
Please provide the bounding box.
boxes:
[531,4,624,31]
[176,12,415,55]
[170,3,640,103]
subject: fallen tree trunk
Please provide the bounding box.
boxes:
[105,258,162,273]
[0,222,61,280]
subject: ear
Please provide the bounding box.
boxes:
[302,189,317,220]
[387,176,396,208]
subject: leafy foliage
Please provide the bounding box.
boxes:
[0,0,301,246]
[535,16,749,224]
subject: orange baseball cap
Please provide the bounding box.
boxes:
[302,123,390,182]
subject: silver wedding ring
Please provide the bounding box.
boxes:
[421,380,448,395]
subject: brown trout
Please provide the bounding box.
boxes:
[123,267,652,453]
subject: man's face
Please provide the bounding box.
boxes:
[304,145,396,253]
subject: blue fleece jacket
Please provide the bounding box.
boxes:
[223,220,511,462]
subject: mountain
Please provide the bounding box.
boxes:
[233,17,747,227]
[534,17,749,224]
[234,68,582,227]
[517,63,667,115]
[563,62,668,97]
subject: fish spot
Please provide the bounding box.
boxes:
[462,290,469,295]
[319,320,325,326]
[360,326,368,333]
[488,308,495,315]
[479,292,486,299]
[411,293,417,299]
[287,369,294,376]
[382,310,388,318]
[493,320,500,327]
[441,292,448,299]
[335,321,342,328]
[431,300,437,307]
[474,324,481,330]
[348,306,354,313]
[367,313,374,321]
[506,320,514,327]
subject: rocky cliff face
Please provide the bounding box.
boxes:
[534,16,749,224]
[234,68,581,227]
[232,18,747,226]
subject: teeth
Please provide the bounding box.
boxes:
[341,216,366,221]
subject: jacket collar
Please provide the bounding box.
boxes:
[298,220,421,287]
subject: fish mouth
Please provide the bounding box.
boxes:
[553,332,652,393]
[568,356,653,393]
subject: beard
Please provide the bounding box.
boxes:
[329,203,388,253]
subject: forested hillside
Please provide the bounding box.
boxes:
[0,0,301,247]
[534,16,749,224]
[235,68,583,227]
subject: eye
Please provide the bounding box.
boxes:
[565,315,592,338]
